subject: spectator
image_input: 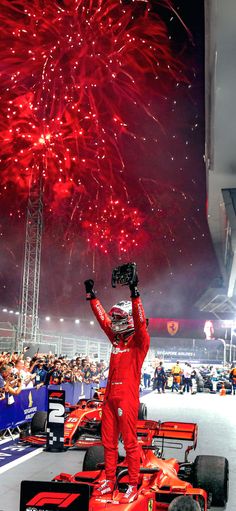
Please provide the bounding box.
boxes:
[171,361,182,392]
[15,358,33,389]
[84,362,100,384]
[46,360,63,385]
[63,368,75,383]
[142,360,153,389]
[75,356,82,368]
[229,364,236,395]
[31,360,48,389]
[0,364,23,400]
[73,367,83,382]
[154,361,166,393]
[181,363,193,394]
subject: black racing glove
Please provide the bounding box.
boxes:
[129,272,140,298]
[84,279,96,300]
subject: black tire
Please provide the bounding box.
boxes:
[197,383,204,393]
[192,455,229,506]
[83,445,105,471]
[168,496,201,510]
[138,402,147,420]
[31,411,47,434]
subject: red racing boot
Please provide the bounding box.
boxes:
[93,479,115,497]
[119,485,138,503]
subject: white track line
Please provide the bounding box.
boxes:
[0,447,43,474]
[0,435,19,445]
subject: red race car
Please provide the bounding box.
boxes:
[20,390,147,450]
[20,418,228,510]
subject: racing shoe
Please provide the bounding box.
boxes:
[93,479,115,497]
[119,485,138,503]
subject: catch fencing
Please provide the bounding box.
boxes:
[0,321,111,361]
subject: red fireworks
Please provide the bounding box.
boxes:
[0,0,185,256]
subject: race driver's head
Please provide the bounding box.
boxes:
[109,300,134,336]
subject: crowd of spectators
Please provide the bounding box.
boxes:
[0,349,108,402]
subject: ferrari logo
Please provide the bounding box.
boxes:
[148,499,154,511]
[167,321,179,336]
[28,391,33,408]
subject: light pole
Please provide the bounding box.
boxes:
[230,325,236,364]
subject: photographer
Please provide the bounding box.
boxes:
[83,362,100,384]
[84,263,150,503]
[15,358,34,389]
[0,364,23,402]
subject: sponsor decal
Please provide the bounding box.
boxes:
[148,499,154,511]
[22,392,36,421]
[49,392,64,398]
[28,392,33,408]
[137,303,144,323]
[26,492,80,508]
[95,498,119,504]
[111,347,130,355]
[20,481,89,511]
[24,406,37,422]
[167,321,179,336]
[95,303,105,321]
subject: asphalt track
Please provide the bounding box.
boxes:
[0,391,235,511]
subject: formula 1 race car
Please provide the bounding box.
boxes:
[20,390,147,450]
[20,419,228,510]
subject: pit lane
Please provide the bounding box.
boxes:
[0,392,235,511]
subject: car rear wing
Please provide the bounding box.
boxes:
[157,421,198,444]
[137,420,198,461]
[20,480,91,511]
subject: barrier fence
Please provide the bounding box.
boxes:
[0,381,106,431]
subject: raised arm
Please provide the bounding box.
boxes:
[129,271,150,350]
[84,279,112,339]
[131,296,150,349]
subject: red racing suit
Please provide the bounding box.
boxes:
[90,296,150,485]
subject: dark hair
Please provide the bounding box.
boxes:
[0,364,10,374]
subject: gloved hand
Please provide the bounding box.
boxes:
[129,272,140,298]
[84,279,96,300]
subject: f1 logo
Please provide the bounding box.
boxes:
[26,492,80,508]
[49,392,64,398]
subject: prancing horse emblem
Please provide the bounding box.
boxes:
[167,321,179,336]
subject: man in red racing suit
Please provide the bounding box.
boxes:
[84,276,150,503]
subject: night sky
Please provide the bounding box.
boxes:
[0,0,220,323]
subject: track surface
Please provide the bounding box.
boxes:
[0,391,235,511]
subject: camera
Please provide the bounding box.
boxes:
[111,262,137,288]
